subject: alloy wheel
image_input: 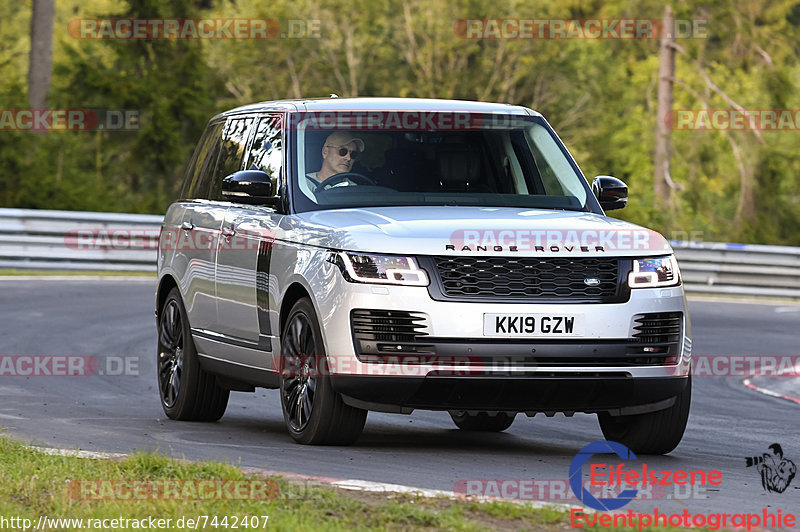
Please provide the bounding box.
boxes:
[281,313,319,432]
[158,298,184,408]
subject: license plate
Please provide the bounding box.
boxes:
[483,314,583,337]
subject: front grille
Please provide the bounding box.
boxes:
[351,309,429,343]
[431,256,619,300]
[632,312,682,344]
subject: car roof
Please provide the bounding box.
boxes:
[212,97,539,121]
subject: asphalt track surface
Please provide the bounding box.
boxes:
[1,278,798,518]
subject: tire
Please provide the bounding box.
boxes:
[597,376,691,455]
[157,287,229,421]
[449,411,516,432]
[279,298,367,445]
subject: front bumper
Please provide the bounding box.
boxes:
[308,259,691,413]
[333,374,689,414]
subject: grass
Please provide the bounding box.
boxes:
[0,435,570,531]
[0,433,706,532]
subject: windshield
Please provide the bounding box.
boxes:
[289,112,596,213]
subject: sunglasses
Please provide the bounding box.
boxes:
[326,145,360,159]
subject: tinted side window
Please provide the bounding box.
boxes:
[246,114,284,195]
[209,116,256,201]
[180,121,224,200]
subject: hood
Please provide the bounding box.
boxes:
[281,206,672,257]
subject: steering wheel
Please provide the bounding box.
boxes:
[315,172,376,192]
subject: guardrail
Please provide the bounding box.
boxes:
[0,208,160,272]
[671,241,800,299]
[1,208,798,299]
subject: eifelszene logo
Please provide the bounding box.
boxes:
[569,440,638,511]
[745,443,797,494]
[569,440,723,511]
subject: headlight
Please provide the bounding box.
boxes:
[628,255,681,288]
[335,252,429,286]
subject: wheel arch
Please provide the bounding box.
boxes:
[156,274,180,321]
[279,282,313,336]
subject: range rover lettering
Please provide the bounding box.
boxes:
[156,98,691,454]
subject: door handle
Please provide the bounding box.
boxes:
[181,221,195,230]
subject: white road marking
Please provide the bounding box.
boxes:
[741,361,800,405]
[332,479,459,498]
[330,478,579,509]
[30,446,129,459]
[26,446,580,511]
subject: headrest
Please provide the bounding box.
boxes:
[305,133,326,169]
[384,147,422,165]
[436,147,480,184]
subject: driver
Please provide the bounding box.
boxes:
[307,131,365,187]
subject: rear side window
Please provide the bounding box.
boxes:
[209,116,257,201]
[180,121,224,200]
[245,114,284,194]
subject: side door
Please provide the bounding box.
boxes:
[177,120,225,333]
[213,113,284,363]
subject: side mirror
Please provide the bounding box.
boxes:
[591,175,628,211]
[221,171,279,206]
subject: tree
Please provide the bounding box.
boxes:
[27,0,54,109]
[654,5,675,210]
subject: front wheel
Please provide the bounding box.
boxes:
[597,376,691,455]
[449,411,516,432]
[157,287,229,421]
[279,298,367,445]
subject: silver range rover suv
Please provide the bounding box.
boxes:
[156,97,691,454]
